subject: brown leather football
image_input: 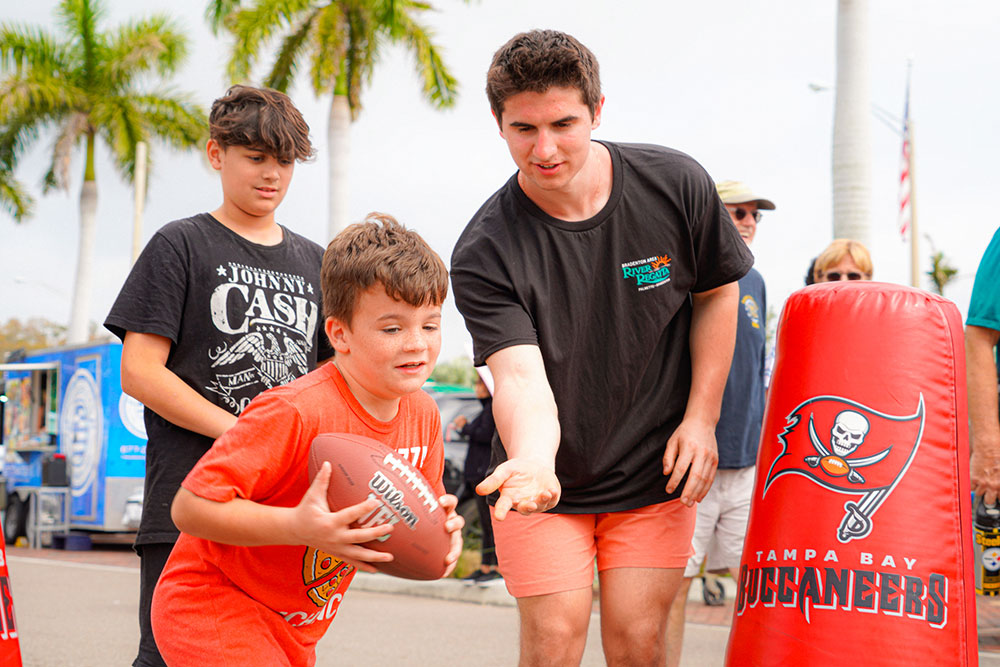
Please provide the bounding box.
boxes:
[308,432,450,580]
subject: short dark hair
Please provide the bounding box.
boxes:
[321,212,448,328]
[486,29,601,124]
[209,85,315,162]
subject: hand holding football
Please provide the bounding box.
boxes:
[308,433,451,580]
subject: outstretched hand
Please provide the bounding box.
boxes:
[662,418,719,506]
[292,461,395,572]
[476,458,561,520]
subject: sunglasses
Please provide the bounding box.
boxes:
[732,207,762,223]
[823,271,866,281]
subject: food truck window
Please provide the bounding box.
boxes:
[1,367,59,449]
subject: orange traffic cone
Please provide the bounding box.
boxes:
[0,522,23,666]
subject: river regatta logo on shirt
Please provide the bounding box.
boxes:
[621,254,672,292]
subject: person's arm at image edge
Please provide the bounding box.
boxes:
[967,324,1000,504]
[477,344,561,519]
[120,331,238,439]
[663,281,739,506]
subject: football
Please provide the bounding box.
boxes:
[308,432,451,580]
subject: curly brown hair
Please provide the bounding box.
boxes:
[209,85,315,162]
[321,212,448,328]
[486,29,601,125]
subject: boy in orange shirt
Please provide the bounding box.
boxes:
[150,213,463,666]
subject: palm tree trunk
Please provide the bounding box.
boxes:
[327,93,351,240]
[832,0,872,245]
[68,178,97,344]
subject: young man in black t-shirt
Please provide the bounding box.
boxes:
[104,86,332,667]
[450,30,753,666]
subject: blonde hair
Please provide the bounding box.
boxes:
[813,239,873,282]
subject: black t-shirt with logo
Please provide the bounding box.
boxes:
[451,141,753,513]
[105,213,333,544]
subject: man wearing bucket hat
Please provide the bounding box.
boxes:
[666,180,773,667]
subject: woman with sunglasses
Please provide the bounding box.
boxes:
[812,238,874,283]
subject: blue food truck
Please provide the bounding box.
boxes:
[0,341,146,544]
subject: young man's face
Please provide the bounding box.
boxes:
[207,140,294,221]
[496,86,603,199]
[325,286,442,411]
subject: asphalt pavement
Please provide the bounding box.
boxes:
[6,547,1000,666]
[5,549,731,666]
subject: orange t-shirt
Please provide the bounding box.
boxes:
[151,363,444,666]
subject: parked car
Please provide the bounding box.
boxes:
[426,386,482,498]
[427,385,484,549]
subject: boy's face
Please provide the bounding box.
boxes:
[207,140,294,221]
[325,286,442,408]
[495,85,603,200]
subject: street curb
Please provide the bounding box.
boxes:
[351,571,516,607]
[352,571,739,607]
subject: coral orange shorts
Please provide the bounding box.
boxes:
[491,500,696,598]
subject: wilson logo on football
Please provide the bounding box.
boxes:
[763,394,925,543]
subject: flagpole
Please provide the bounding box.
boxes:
[898,58,918,287]
[908,118,919,288]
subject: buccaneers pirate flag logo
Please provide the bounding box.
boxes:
[763,394,925,544]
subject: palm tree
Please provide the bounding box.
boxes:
[832,0,872,246]
[208,0,461,239]
[0,0,207,343]
[925,236,958,296]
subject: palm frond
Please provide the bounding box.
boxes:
[372,0,433,41]
[263,9,320,92]
[228,0,317,83]
[94,98,142,182]
[0,26,69,74]
[206,0,245,35]
[102,15,189,86]
[395,18,457,109]
[0,168,33,222]
[0,71,86,120]
[96,92,207,183]
[341,3,378,116]
[0,110,48,169]
[57,0,105,79]
[310,3,347,95]
[47,111,89,191]
[131,93,208,149]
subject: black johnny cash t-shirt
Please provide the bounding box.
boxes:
[105,213,333,544]
[451,141,754,513]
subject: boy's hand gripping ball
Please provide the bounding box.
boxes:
[308,433,451,580]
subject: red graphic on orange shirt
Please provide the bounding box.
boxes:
[302,547,354,607]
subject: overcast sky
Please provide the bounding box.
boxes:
[3,0,998,362]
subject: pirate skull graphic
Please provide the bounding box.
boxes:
[804,410,888,485]
[830,410,870,457]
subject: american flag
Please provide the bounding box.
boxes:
[897,77,912,240]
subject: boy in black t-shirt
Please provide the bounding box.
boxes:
[450,30,752,666]
[104,85,332,667]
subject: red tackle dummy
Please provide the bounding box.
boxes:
[725,282,976,665]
